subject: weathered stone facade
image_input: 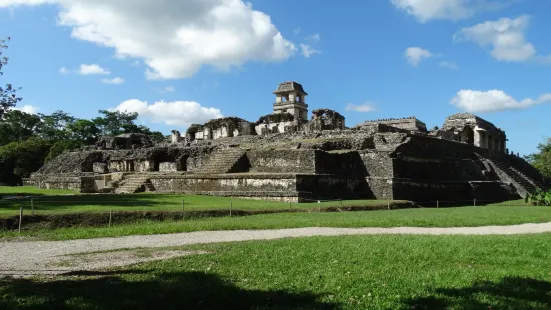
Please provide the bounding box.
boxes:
[25,81,550,202]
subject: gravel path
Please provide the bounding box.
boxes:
[2,222,551,277]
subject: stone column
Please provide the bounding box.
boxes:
[171,130,181,144]
[474,130,482,148]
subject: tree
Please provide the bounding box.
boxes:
[0,138,52,185]
[45,140,82,162]
[93,110,140,136]
[0,37,21,118]
[0,110,41,145]
[92,109,166,142]
[525,137,551,178]
[37,110,75,140]
[66,119,101,145]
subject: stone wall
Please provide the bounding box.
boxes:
[247,150,316,173]
[296,174,373,200]
[23,175,83,192]
[392,157,487,181]
[392,179,516,202]
[254,121,296,135]
[315,151,367,177]
[150,174,297,194]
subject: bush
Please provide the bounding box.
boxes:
[528,188,551,206]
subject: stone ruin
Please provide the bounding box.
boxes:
[25,81,551,202]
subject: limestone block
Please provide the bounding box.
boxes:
[159,162,178,172]
[93,162,108,174]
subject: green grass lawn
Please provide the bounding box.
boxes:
[0,186,400,217]
[0,186,77,196]
[2,234,551,309]
[4,205,550,241]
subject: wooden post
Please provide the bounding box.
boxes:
[31,198,35,215]
[109,208,113,227]
[437,200,439,208]
[18,206,23,233]
[230,199,232,217]
[318,201,321,212]
[474,198,476,207]
[387,201,390,210]
[340,199,343,208]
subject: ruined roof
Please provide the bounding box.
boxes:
[446,113,477,120]
[359,116,426,126]
[273,81,308,95]
[444,113,505,135]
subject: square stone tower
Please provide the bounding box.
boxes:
[273,81,309,121]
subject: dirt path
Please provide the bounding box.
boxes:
[2,222,551,276]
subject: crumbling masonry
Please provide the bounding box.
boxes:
[25,81,550,202]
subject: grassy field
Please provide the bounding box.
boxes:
[2,234,551,309]
[0,186,402,217]
[3,205,551,241]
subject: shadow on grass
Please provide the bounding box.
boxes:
[402,277,551,309]
[0,270,338,310]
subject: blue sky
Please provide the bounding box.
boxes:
[0,0,550,155]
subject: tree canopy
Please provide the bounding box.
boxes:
[525,137,551,178]
[1,37,21,118]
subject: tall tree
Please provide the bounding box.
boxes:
[0,110,41,145]
[0,37,21,118]
[525,137,551,178]
[37,110,75,140]
[66,119,101,145]
[93,110,140,136]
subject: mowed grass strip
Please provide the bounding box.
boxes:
[0,186,528,218]
[0,186,399,217]
[2,234,551,309]
[4,205,551,241]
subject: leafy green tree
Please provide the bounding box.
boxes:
[92,109,166,142]
[45,140,82,162]
[0,37,21,118]
[66,119,101,145]
[0,138,52,185]
[525,137,551,178]
[93,110,140,136]
[0,110,41,145]
[37,110,75,140]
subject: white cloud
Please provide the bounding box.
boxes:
[2,0,296,80]
[454,15,537,62]
[390,0,510,22]
[439,61,459,69]
[305,33,321,42]
[451,89,551,112]
[101,77,124,84]
[112,99,223,127]
[78,64,110,75]
[404,47,434,66]
[58,66,69,74]
[14,104,39,114]
[345,102,377,113]
[300,44,321,58]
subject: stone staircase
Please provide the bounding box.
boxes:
[510,166,550,192]
[114,174,154,194]
[490,159,536,196]
[195,149,246,174]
